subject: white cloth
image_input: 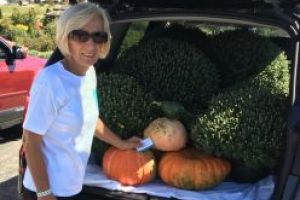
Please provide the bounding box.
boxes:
[84,164,274,200]
[23,61,99,196]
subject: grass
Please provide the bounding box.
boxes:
[29,49,52,59]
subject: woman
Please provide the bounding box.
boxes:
[22,2,141,200]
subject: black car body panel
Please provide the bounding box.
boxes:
[93,0,299,9]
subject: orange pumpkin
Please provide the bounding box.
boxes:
[102,146,157,186]
[159,148,231,190]
[144,117,187,151]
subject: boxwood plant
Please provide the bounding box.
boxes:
[92,73,155,164]
[191,52,290,182]
[115,37,220,114]
[208,29,283,87]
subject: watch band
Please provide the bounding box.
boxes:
[36,189,52,198]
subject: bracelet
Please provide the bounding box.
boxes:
[36,189,52,198]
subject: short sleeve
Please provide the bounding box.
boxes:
[23,81,58,135]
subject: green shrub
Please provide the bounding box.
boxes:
[11,7,37,27]
[10,8,22,25]
[115,38,220,114]
[1,25,28,41]
[25,8,37,27]
[208,29,283,87]
[92,73,156,164]
[42,9,55,27]
[15,24,28,32]
[97,73,155,138]
[0,18,12,35]
[142,23,211,50]
[0,8,3,19]
[21,33,55,52]
[1,5,56,53]
[43,21,56,38]
[141,23,215,60]
[191,52,289,182]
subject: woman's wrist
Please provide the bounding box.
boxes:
[36,188,52,198]
[115,139,125,149]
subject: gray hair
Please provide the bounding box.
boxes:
[56,2,111,59]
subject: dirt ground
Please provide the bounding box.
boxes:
[0,125,22,200]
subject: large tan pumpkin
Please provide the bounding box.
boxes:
[159,148,231,190]
[102,146,157,186]
[144,117,187,151]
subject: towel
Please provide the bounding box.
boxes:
[83,164,274,200]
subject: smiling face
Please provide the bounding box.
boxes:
[65,14,104,75]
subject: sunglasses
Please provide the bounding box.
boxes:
[69,29,109,44]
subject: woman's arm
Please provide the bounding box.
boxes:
[23,129,56,200]
[94,118,141,150]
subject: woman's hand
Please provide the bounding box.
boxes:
[119,136,141,150]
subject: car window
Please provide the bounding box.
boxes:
[119,20,290,58]
[118,22,148,56]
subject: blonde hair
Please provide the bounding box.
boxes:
[56,2,111,59]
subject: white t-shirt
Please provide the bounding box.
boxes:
[22,61,99,196]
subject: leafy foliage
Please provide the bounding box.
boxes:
[208,29,283,87]
[142,23,210,48]
[11,7,37,26]
[92,73,156,163]
[115,37,220,114]
[0,5,56,56]
[97,73,155,138]
[19,32,55,52]
[1,24,28,41]
[191,52,289,182]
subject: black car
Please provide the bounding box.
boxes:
[19,0,300,200]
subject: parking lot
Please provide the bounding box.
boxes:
[0,125,22,200]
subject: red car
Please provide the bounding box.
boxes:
[0,37,46,129]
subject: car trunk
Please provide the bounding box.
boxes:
[44,1,300,199]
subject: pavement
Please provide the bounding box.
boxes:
[0,125,22,200]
